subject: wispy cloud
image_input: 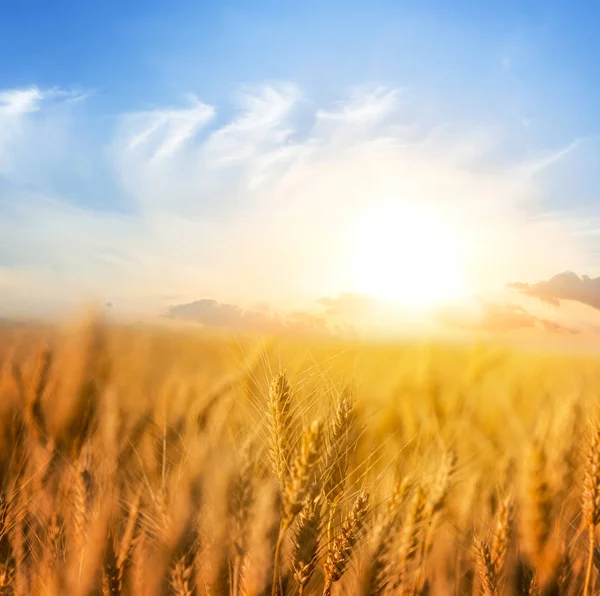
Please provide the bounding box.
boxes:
[0,86,89,188]
[0,83,598,321]
[316,86,400,125]
[518,139,581,177]
[113,83,301,212]
[123,94,215,158]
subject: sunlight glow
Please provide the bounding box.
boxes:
[349,201,469,309]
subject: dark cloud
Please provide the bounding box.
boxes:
[166,299,330,336]
[508,271,600,311]
[437,302,578,335]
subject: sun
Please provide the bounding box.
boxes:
[348,201,468,309]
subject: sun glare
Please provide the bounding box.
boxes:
[349,201,468,309]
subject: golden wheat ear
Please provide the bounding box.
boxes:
[0,493,14,593]
[266,371,295,490]
[283,420,323,527]
[323,388,357,505]
[115,491,143,590]
[23,347,52,447]
[392,485,427,592]
[523,441,552,569]
[243,480,281,596]
[474,538,498,596]
[168,522,198,596]
[272,419,322,596]
[72,452,94,552]
[101,529,121,596]
[322,490,369,596]
[229,443,255,596]
[583,427,600,596]
[291,495,321,595]
[358,477,411,596]
[490,491,513,576]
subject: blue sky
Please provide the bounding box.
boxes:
[3,1,599,130]
[1,0,600,327]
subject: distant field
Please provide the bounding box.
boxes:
[0,316,598,595]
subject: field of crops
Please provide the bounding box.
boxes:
[0,316,598,595]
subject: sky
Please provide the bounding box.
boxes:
[1,1,600,336]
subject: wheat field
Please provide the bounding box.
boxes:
[0,316,598,595]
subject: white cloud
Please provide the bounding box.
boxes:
[316,86,400,124]
[0,87,45,115]
[0,86,87,116]
[123,94,215,158]
[205,84,299,163]
[0,83,598,318]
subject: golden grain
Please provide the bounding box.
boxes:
[0,319,597,595]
